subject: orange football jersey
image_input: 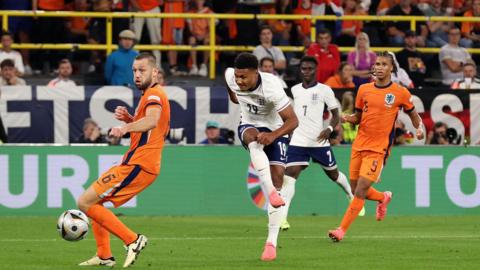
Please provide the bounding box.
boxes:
[122,85,170,174]
[352,82,414,155]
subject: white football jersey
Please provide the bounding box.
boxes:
[225,68,290,131]
[290,82,339,147]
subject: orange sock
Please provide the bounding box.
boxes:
[366,187,384,202]
[86,204,137,245]
[92,220,112,259]
[340,197,365,231]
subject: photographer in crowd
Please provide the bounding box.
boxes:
[426,122,461,145]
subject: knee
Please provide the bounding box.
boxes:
[77,194,92,213]
[328,170,339,181]
[271,174,283,189]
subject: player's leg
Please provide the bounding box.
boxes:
[78,218,116,266]
[280,165,305,231]
[328,149,362,241]
[240,125,284,207]
[77,185,138,246]
[262,165,286,261]
[329,151,390,241]
[353,151,392,220]
[77,165,153,267]
[260,136,289,261]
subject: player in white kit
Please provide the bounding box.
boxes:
[280,56,364,230]
[225,53,298,261]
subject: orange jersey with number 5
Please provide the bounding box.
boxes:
[122,85,170,174]
[352,82,414,155]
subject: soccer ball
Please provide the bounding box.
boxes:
[57,209,89,241]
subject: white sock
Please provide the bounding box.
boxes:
[281,175,296,220]
[248,142,275,195]
[266,192,285,247]
[335,171,353,200]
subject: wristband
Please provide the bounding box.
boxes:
[327,125,333,132]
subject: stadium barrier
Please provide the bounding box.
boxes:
[0,145,479,216]
[1,85,479,145]
[1,10,480,79]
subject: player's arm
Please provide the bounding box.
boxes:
[342,109,362,125]
[318,107,340,142]
[110,106,161,137]
[406,108,425,140]
[257,105,298,145]
[226,86,239,104]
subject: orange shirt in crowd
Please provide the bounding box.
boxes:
[342,9,366,36]
[461,10,480,36]
[353,82,414,154]
[163,0,186,44]
[189,7,213,39]
[38,0,65,10]
[293,5,312,36]
[324,74,356,89]
[136,0,160,11]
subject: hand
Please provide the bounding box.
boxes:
[416,128,425,140]
[317,128,332,143]
[114,106,133,123]
[341,114,355,124]
[109,126,127,137]
[257,132,276,145]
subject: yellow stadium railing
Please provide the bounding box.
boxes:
[1,11,480,79]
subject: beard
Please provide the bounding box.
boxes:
[136,78,152,91]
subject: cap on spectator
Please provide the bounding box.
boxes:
[119,29,136,40]
[206,120,219,129]
[405,30,416,38]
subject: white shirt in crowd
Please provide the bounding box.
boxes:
[47,78,77,88]
[289,82,339,147]
[252,46,286,66]
[0,50,25,74]
[225,67,290,131]
[439,44,472,85]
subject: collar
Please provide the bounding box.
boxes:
[246,74,262,92]
[374,81,393,89]
[302,80,317,89]
[141,83,159,95]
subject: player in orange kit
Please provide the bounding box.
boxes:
[328,51,424,242]
[77,52,170,267]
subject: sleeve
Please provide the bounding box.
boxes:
[332,47,341,71]
[305,45,315,56]
[269,79,290,112]
[274,47,286,61]
[15,54,25,74]
[439,48,451,62]
[145,90,164,108]
[355,86,364,111]
[224,67,235,90]
[324,86,339,110]
[252,46,263,60]
[401,88,415,112]
[104,55,113,84]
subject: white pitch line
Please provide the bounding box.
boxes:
[1,235,479,242]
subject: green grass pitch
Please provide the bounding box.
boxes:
[1,216,479,269]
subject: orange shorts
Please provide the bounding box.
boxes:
[349,150,385,182]
[92,164,157,207]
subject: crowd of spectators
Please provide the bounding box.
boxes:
[0,0,477,86]
[0,0,480,146]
